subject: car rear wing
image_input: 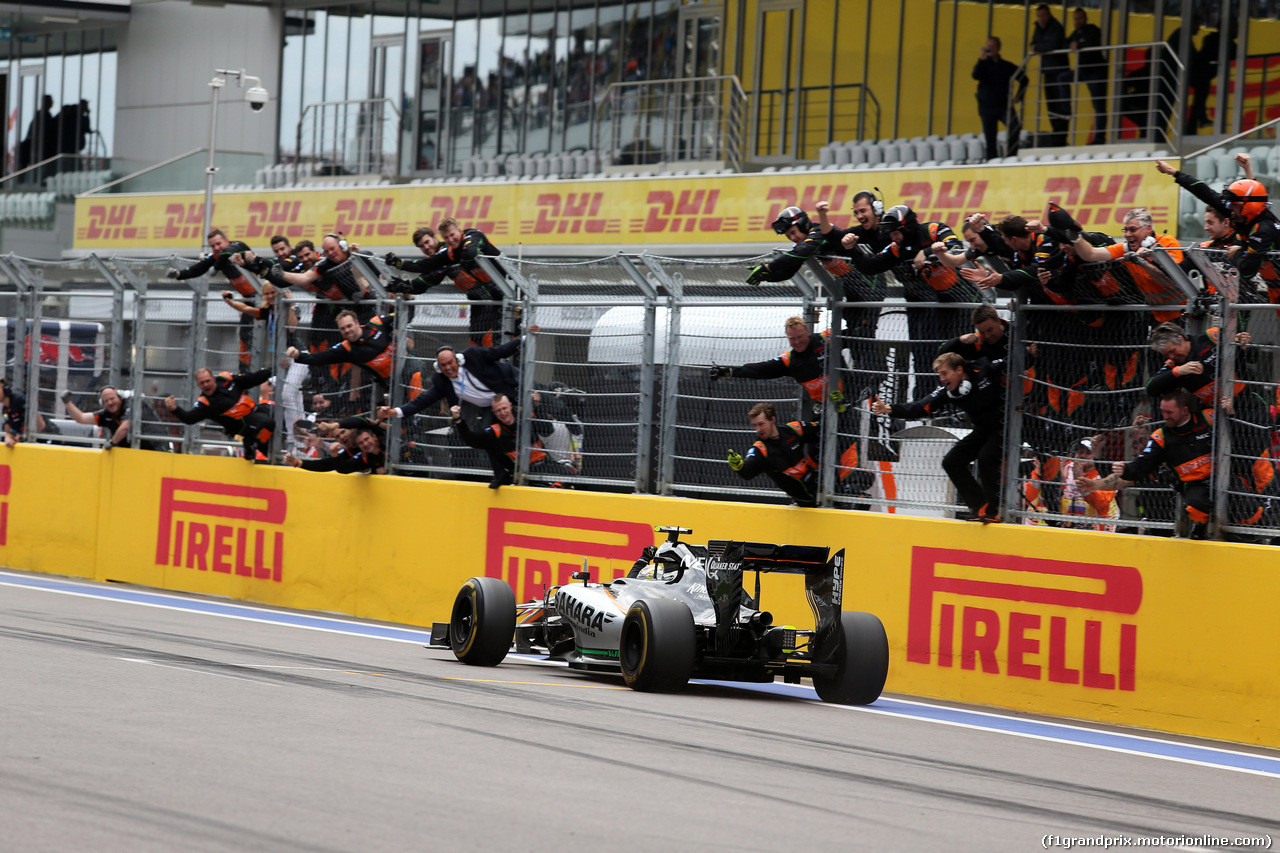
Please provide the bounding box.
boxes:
[704,540,844,657]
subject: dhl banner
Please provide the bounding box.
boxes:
[73,160,1180,251]
[4,443,1275,748]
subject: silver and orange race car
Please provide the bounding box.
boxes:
[431,526,889,704]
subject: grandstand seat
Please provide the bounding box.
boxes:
[929,139,950,161]
[460,160,477,179]
[880,141,903,163]
[965,138,985,162]
[912,140,932,162]
[819,142,839,166]
[761,165,779,173]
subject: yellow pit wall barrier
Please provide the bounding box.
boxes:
[4,444,1277,747]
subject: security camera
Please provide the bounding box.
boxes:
[245,86,268,112]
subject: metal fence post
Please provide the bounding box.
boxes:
[182,277,209,455]
[513,271,539,485]
[115,264,148,450]
[1000,298,1028,523]
[640,254,682,496]
[0,256,28,400]
[1210,276,1239,539]
[618,254,660,494]
[804,260,841,507]
[7,256,44,438]
[385,295,410,474]
[88,254,127,388]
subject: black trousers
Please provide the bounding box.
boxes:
[943,425,1004,514]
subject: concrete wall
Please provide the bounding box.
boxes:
[114,1,281,172]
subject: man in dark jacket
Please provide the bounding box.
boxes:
[1067,7,1108,144]
[392,218,506,346]
[973,36,1020,160]
[872,352,1007,522]
[1031,4,1070,145]
[727,402,821,507]
[377,326,538,430]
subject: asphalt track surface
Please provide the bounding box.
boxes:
[3,570,1278,853]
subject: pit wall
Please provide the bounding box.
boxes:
[4,444,1276,748]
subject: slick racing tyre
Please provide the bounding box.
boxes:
[450,577,517,666]
[812,611,889,705]
[619,598,696,692]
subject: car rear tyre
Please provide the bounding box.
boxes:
[813,611,888,705]
[619,598,696,692]
[450,577,517,666]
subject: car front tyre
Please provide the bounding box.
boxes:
[813,611,889,705]
[450,577,517,666]
[619,598,696,692]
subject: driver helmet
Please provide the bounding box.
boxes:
[771,205,812,236]
[878,204,917,238]
[1221,179,1269,222]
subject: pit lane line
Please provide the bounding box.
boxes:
[5,568,1280,780]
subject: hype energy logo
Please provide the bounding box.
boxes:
[155,479,287,581]
[907,548,1141,691]
[0,464,10,546]
[485,508,654,603]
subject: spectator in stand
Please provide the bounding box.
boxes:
[973,36,1020,160]
[377,326,538,432]
[726,402,821,508]
[164,367,276,462]
[1030,3,1070,146]
[871,351,1007,523]
[1066,7,1109,144]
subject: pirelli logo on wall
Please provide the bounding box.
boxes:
[907,547,1142,691]
[155,478,287,581]
[484,508,654,603]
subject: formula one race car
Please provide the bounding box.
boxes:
[430,526,889,704]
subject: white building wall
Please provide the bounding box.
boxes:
[114,1,281,171]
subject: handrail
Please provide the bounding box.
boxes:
[593,75,749,173]
[1183,115,1280,159]
[1007,41,1186,155]
[80,148,204,195]
[294,98,402,184]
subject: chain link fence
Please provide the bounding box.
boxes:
[2,246,1277,543]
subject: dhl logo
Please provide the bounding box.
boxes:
[155,478,287,581]
[245,200,306,240]
[155,202,207,242]
[484,508,654,603]
[526,192,619,235]
[328,198,407,239]
[633,190,730,233]
[1043,173,1167,229]
[427,195,502,235]
[907,547,1141,691]
[78,204,143,242]
[0,465,9,546]
[749,185,844,231]
[897,180,990,226]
